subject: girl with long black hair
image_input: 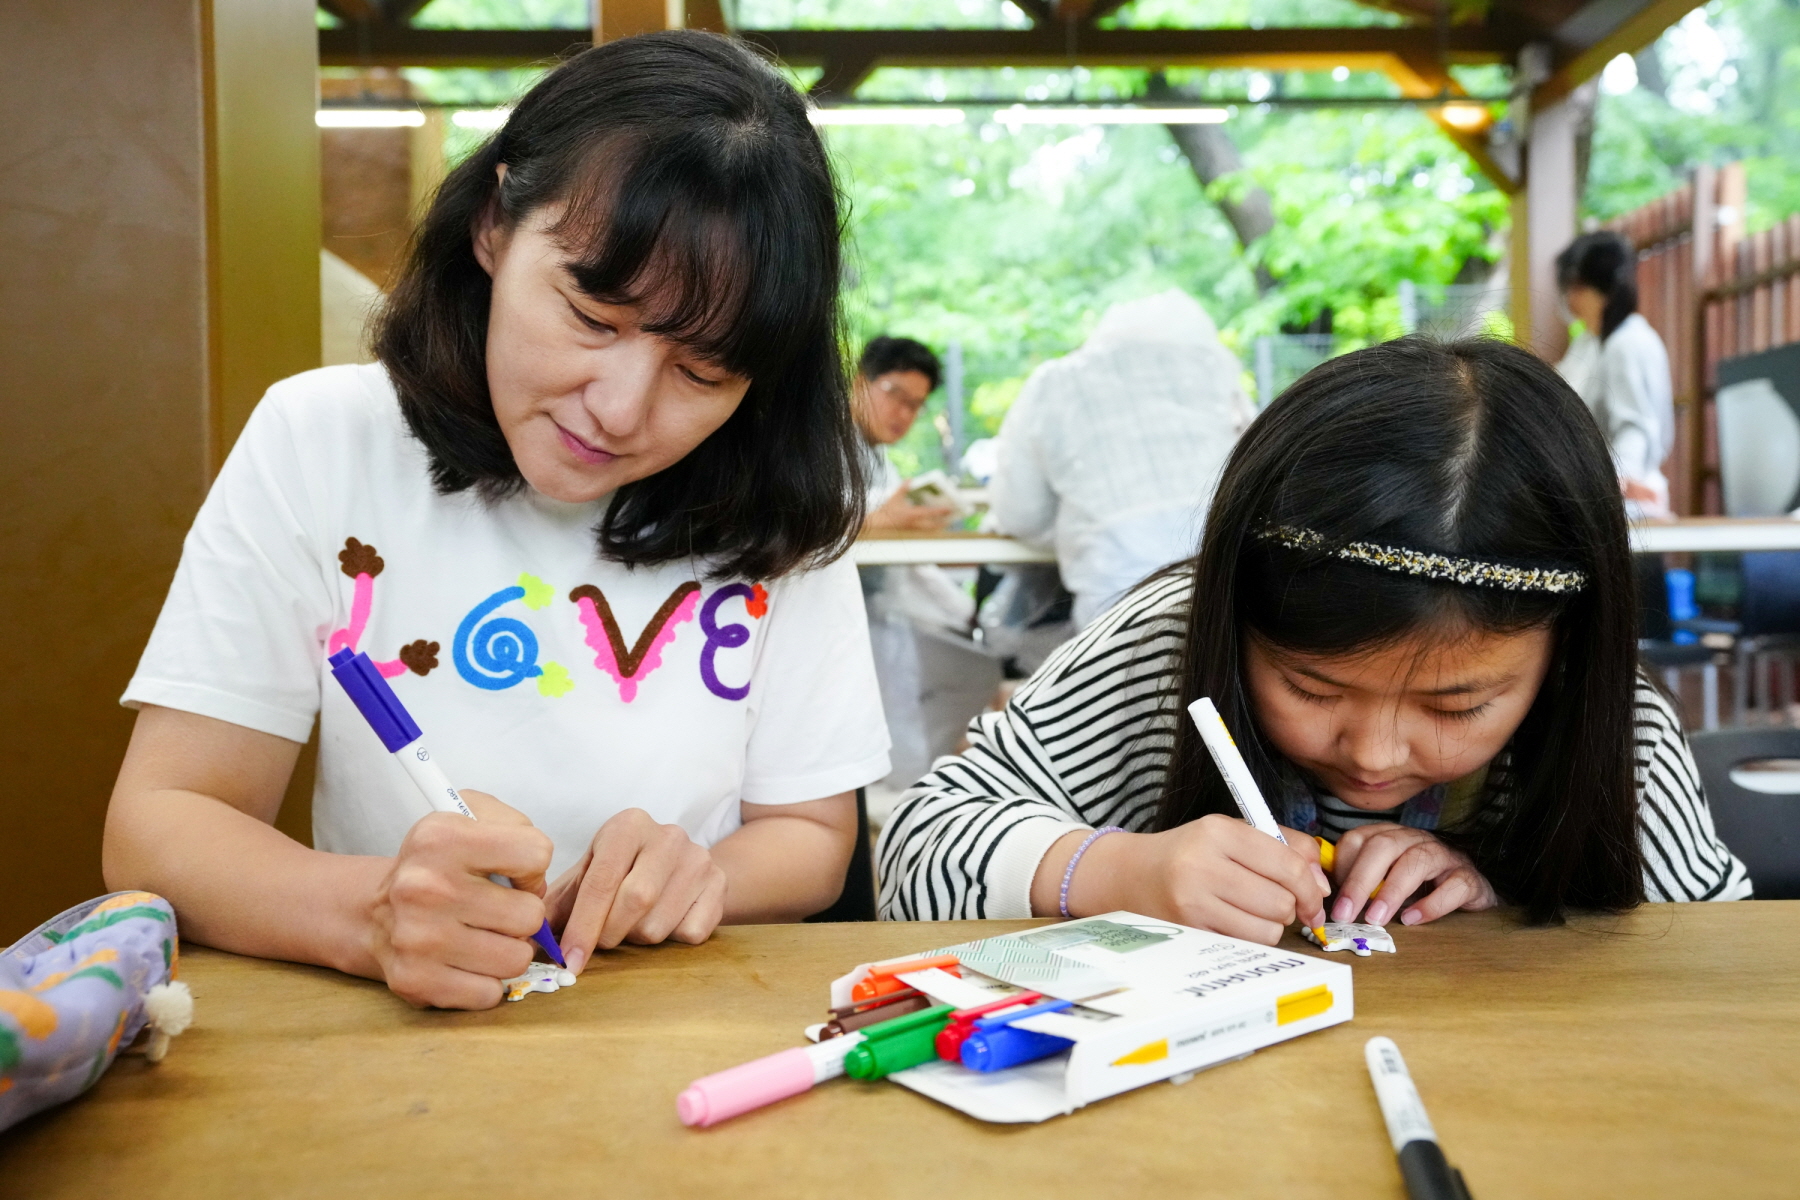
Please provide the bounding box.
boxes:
[105,33,891,1009]
[879,337,1748,936]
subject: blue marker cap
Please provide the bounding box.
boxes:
[327,648,421,753]
[960,999,1075,1073]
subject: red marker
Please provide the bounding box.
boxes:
[935,992,1044,1062]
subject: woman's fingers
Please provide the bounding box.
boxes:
[385,961,506,1011]
[672,873,728,945]
[621,838,719,945]
[409,798,555,895]
[598,824,695,949]
[544,852,592,930]
[557,811,656,973]
[438,924,538,981]
[557,810,719,973]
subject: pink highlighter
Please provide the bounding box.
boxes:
[677,1034,866,1128]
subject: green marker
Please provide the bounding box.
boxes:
[844,1004,955,1080]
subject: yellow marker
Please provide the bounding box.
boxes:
[1312,840,1335,943]
[1313,836,1379,901]
[1111,1039,1169,1067]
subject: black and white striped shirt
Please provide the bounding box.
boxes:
[876,573,1752,920]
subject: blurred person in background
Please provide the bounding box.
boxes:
[989,288,1256,629]
[855,336,956,532]
[1556,231,1675,518]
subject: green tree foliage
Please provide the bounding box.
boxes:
[388,0,1800,475]
[1586,0,1800,231]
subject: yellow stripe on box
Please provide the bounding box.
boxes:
[1276,985,1332,1026]
[1111,1039,1169,1066]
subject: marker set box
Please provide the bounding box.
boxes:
[827,911,1352,1124]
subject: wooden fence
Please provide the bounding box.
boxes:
[1604,164,1800,514]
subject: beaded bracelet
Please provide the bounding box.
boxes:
[1059,826,1125,918]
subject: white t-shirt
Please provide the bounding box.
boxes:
[124,364,891,878]
[1556,313,1675,510]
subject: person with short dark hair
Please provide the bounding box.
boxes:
[881,337,1747,928]
[104,33,890,1010]
[853,335,955,532]
[1556,231,1674,515]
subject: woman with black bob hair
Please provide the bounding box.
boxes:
[880,337,1748,935]
[1555,230,1676,516]
[105,33,892,1011]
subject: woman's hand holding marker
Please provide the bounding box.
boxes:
[1326,824,1498,927]
[547,808,727,975]
[370,790,554,1010]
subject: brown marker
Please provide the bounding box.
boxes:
[819,989,931,1039]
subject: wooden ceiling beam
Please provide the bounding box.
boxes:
[383,0,437,23]
[319,25,594,67]
[1387,51,1518,193]
[321,24,1516,69]
[317,0,384,24]
[1534,0,1701,105]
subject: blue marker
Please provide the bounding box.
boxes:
[958,999,1075,1072]
[327,648,566,969]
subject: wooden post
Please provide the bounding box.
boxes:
[595,0,674,42]
[1512,92,1581,362]
[0,0,319,939]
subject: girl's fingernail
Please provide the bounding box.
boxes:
[1366,902,1390,926]
[1400,909,1422,926]
[565,948,585,974]
[1311,865,1331,892]
[1331,897,1353,922]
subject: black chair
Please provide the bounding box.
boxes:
[1685,728,1800,899]
[803,788,877,922]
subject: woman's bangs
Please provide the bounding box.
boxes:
[548,132,820,383]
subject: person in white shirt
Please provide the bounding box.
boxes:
[102,34,890,1010]
[1555,231,1675,516]
[989,288,1255,627]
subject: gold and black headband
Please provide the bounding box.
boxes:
[1256,524,1588,595]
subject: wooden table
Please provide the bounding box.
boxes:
[3,905,1796,1199]
[1631,516,1800,553]
[854,530,1054,566]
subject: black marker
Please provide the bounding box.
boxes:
[1364,1036,1473,1200]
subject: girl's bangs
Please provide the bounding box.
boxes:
[547,130,822,384]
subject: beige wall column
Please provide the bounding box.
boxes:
[1510,92,1581,362]
[596,0,676,42]
[0,1,319,939]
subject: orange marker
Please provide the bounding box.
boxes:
[850,954,960,1002]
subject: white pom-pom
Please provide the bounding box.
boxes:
[142,980,194,1063]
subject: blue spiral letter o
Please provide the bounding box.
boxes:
[453,586,545,691]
